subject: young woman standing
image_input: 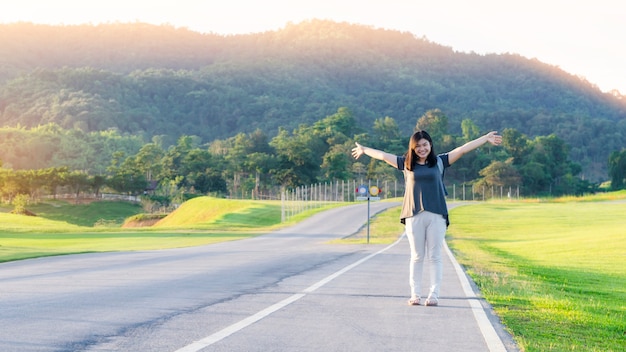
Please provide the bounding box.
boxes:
[351,130,502,306]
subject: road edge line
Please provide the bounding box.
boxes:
[444,241,508,352]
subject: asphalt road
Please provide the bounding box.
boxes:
[0,202,519,352]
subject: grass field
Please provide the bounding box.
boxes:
[0,197,344,263]
[448,200,625,352]
[1,193,624,351]
[153,196,283,229]
[344,192,626,352]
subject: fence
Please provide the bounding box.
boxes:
[449,184,521,201]
[280,180,521,222]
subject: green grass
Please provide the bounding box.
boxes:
[154,197,283,229]
[336,191,626,351]
[330,201,404,244]
[0,230,260,262]
[1,200,144,228]
[2,193,625,351]
[0,197,346,263]
[447,201,625,352]
[154,196,349,230]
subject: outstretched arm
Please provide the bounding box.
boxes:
[447,131,502,165]
[352,142,398,168]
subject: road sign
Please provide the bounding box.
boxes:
[355,184,382,243]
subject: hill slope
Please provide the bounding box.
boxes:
[1,20,625,180]
[154,197,281,228]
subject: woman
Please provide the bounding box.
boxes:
[351,130,502,306]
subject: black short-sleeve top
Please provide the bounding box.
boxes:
[396,153,450,223]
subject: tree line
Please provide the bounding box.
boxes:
[1,21,625,182]
[3,108,624,212]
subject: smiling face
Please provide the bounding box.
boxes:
[405,130,435,170]
[413,138,431,162]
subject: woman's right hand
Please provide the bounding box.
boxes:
[351,142,365,159]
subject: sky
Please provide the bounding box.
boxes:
[2,0,625,94]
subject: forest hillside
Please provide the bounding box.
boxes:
[1,20,624,181]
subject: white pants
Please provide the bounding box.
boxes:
[405,211,447,300]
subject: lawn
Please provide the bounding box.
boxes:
[0,197,345,263]
[338,192,626,352]
[448,200,625,352]
[1,193,624,351]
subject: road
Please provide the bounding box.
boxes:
[0,202,519,351]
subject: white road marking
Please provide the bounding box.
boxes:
[444,241,508,352]
[175,235,509,352]
[174,238,403,352]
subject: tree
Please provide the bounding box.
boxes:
[159,135,201,184]
[133,143,165,181]
[608,149,626,190]
[244,152,277,198]
[528,134,580,195]
[269,126,325,187]
[11,193,30,215]
[65,170,90,199]
[106,151,147,196]
[460,119,481,142]
[518,161,550,194]
[226,132,254,194]
[502,128,531,165]
[180,148,227,195]
[90,175,106,198]
[372,116,404,154]
[414,109,448,147]
[38,167,68,199]
[0,169,36,201]
[192,170,227,195]
[50,129,95,171]
[477,159,521,188]
[107,170,147,196]
[312,107,356,144]
[320,144,353,182]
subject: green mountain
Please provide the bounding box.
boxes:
[0,20,624,181]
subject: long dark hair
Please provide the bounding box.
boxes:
[405,130,437,171]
